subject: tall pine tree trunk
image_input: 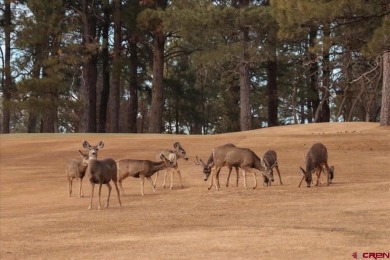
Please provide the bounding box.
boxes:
[80,0,97,133]
[2,0,12,133]
[128,36,139,133]
[315,25,330,122]
[308,27,320,123]
[239,0,251,131]
[267,48,278,127]
[380,51,390,126]
[108,0,121,133]
[98,0,110,133]
[149,30,165,133]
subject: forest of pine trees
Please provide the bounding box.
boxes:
[1,0,389,134]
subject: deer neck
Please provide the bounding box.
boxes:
[151,161,168,173]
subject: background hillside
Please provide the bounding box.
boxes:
[0,122,389,259]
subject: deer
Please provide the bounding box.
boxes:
[82,140,122,210]
[195,144,274,190]
[153,142,189,190]
[117,154,175,196]
[298,142,335,188]
[262,150,283,186]
[66,150,89,198]
[195,143,240,189]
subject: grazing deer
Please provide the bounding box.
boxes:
[262,150,283,186]
[117,154,175,196]
[82,140,122,210]
[66,150,89,198]
[195,144,240,189]
[196,144,273,190]
[153,142,188,190]
[298,142,334,188]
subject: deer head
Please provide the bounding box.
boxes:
[174,142,189,160]
[82,140,104,160]
[160,154,175,167]
[78,150,89,167]
[299,167,312,187]
[195,156,213,181]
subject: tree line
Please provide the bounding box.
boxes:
[1,0,389,134]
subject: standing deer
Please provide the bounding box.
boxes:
[117,154,175,196]
[298,142,334,188]
[195,143,240,189]
[153,142,188,190]
[82,140,122,210]
[262,150,283,186]
[66,150,89,197]
[196,144,273,190]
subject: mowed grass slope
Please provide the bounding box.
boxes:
[0,122,389,259]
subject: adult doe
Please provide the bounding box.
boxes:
[298,142,334,188]
[82,140,122,210]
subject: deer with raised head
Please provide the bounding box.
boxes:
[196,144,273,190]
[298,142,334,188]
[66,150,89,197]
[153,142,188,190]
[262,150,283,186]
[117,154,175,196]
[82,140,122,210]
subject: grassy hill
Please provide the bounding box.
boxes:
[1,122,389,259]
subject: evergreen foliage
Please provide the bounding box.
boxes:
[1,0,389,133]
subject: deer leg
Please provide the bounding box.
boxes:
[89,183,95,210]
[140,176,145,196]
[153,171,159,188]
[315,168,321,186]
[242,169,248,190]
[105,182,112,208]
[252,170,257,190]
[226,167,233,187]
[208,170,214,190]
[176,169,183,189]
[235,167,239,187]
[98,183,103,210]
[215,168,222,191]
[113,182,122,208]
[169,169,174,190]
[118,172,129,196]
[69,179,73,197]
[147,176,156,194]
[275,165,283,185]
[324,163,331,186]
[79,178,84,198]
[162,170,168,189]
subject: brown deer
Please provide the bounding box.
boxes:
[117,154,175,196]
[298,142,334,188]
[262,150,283,186]
[66,150,89,197]
[153,142,188,190]
[196,144,273,190]
[82,140,122,210]
[195,144,239,189]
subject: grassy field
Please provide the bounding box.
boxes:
[1,122,389,259]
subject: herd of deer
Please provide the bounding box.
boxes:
[66,140,334,210]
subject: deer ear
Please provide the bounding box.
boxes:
[173,142,180,149]
[82,140,90,149]
[97,141,104,149]
[160,154,167,161]
[300,167,306,175]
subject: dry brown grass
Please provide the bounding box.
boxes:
[1,122,389,259]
